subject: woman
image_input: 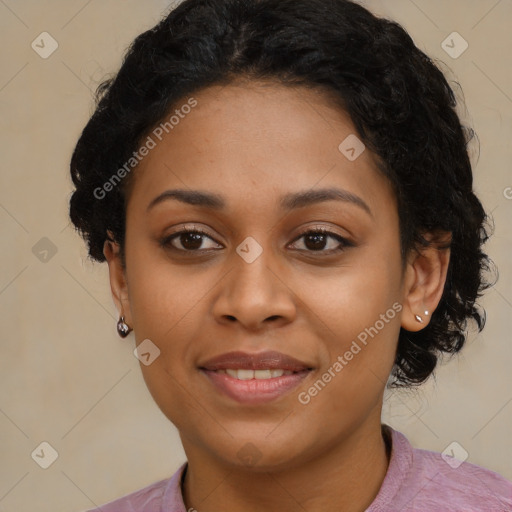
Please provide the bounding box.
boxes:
[69,0,512,510]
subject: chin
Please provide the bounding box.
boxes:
[203,430,314,473]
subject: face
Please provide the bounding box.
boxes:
[105,80,429,471]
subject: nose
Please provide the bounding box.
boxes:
[211,245,297,332]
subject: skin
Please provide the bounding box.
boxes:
[103,80,450,512]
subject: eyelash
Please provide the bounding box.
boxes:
[159,226,352,255]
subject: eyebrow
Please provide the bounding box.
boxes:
[146,187,372,216]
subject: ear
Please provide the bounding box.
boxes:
[103,231,132,327]
[401,231,451,331]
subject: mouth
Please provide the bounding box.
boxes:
[211,368,299,379]
[198,351,314,404]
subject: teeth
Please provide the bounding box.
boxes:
[220,369,293,380]
[235,369,253,380]
[254,370,272,379]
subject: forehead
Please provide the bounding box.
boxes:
[127,80,394,218]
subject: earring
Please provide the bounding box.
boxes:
[415,310,430,323]
[117,316,132,338]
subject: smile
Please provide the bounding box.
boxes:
[198,350,314,404]
[213,368,295,379]
[201,368,312,404]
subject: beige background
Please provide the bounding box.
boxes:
[0,1,511,510]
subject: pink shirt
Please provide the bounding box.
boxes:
[85,424,512,511]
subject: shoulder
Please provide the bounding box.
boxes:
[82,462,188,512]
[378,426,512,512]
[83,478,169,512]
[410,444,512,510]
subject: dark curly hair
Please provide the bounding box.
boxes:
[68,0,495,388]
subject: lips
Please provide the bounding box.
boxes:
[198,350,314,404]
[198,350,313,372]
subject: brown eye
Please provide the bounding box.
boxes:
[160,228,222,252]
[290,228,352,254]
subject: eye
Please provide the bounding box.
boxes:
[159,225,352,255]
[159,226,222,252]
[289,227,352,254]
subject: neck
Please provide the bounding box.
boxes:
[181,415,391,512]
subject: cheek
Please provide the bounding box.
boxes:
[125,252,205,393]
[297,293,400,430]
[129,270,208,434]
[126,246,206,338]
[297,254,402,399]
[301,248,402,336]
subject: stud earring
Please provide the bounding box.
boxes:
[415,310,430,323]
[117,316,132,338]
